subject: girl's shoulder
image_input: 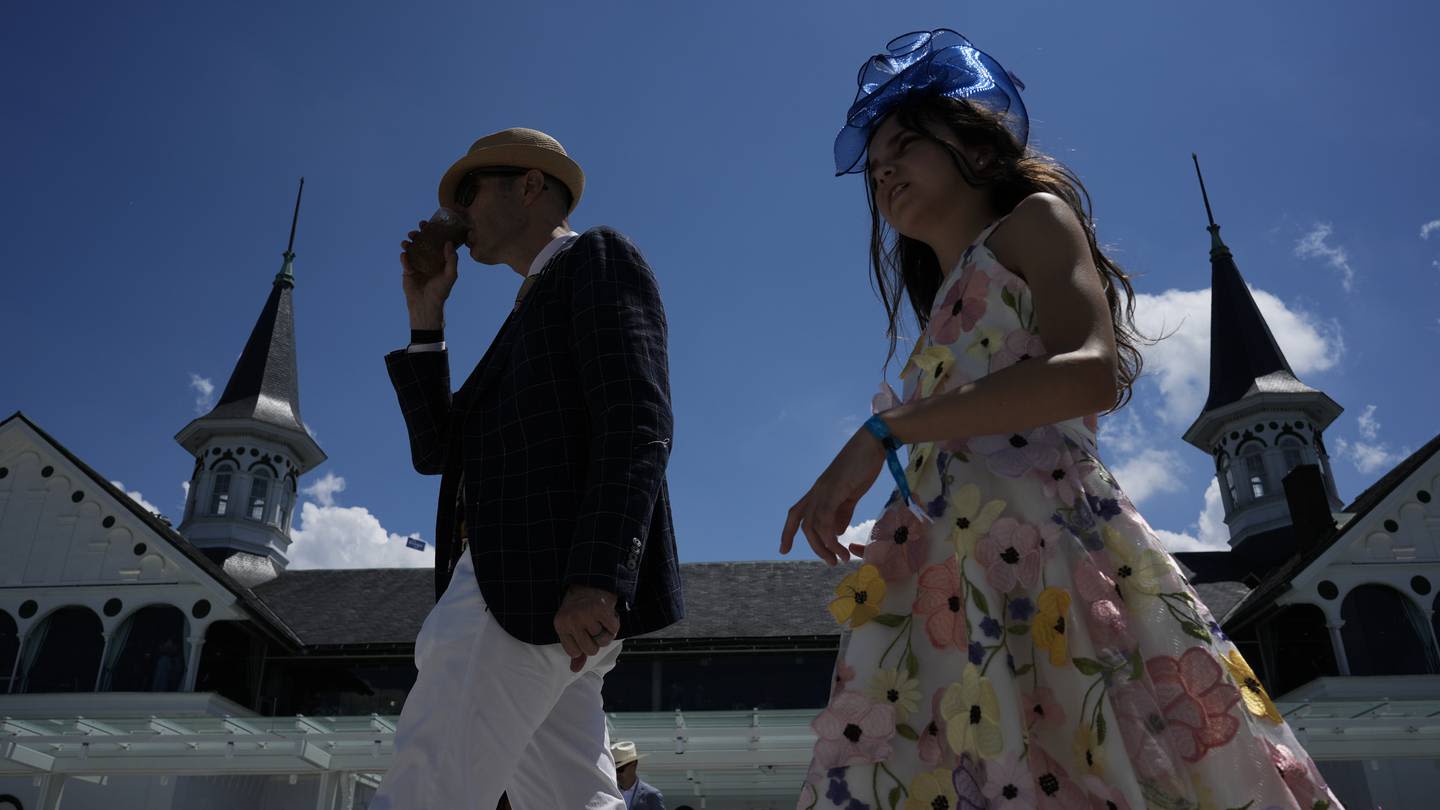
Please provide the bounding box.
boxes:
[987,191,1091,280]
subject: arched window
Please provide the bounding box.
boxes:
[1278,435,1306,476]
[1239,442,1268,500]
[1258,603,1336,697]
[1216,453,1236,508]
[247,470,271,522]
[0,611,17,694]
[1341,584,1440,676]
[196,621,263,708]
[18,607,104,693]
[210,464,235,516]
[100,605,186,692]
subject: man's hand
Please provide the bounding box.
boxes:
[400,220,460,330]
[554,585,621,673]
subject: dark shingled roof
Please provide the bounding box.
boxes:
[1200,229,1308,414]
[252,560,857,649]
[206,272,307,435]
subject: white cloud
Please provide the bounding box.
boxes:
[302,471,347,508]
[1334,405,1408,475]
[287,502,434,569]
[1153,479,1230,553]
[1356,404,1380,441]
[1294,223,1356,292]
[110,480,163,517]
[1421,219,1440,240]
[188,374,215,415]
[1109,448,1187,505]
[840,519,877,549]
[1132,287,1341,425]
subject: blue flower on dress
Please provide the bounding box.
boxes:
[826,772,851,804]
[1009,597,1034,622]
[980,616,1002,639]
[967,641,986,665]
[1209,620,1229,641]
[1087,493,1122,521]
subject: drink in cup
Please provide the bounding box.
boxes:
[405,207,470,276]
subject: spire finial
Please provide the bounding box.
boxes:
[276,177,304,287]
[1191,154,1229,256]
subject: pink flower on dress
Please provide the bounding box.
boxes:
[1081,775,1133,810]
[1028,744,1083,809]
[1031,447,1084,505]
[991,327,1046,372]
[865,504,930,583]
[1146,648,1241,763]
[975,517,1045,593]
[1023,686,1067,733]
[914,557,969,650]
[982,752,1036,809]
[831,660,856,699]
[811,691,898,768]
[930,265,990,344]
[917,687,953,767]
[1108,680,1179,782]
[970,426,1063,479]
[1072,558,1136,653]
[1267,740,1329,809]
[872,381,901,414]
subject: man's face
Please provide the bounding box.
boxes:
[616,760,638,789]
[454,169,528,265]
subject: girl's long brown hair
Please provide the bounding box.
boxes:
[866,94,1145,410]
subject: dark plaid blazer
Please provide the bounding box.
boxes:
[385,226,683,645]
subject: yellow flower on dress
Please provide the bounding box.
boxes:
[902,768,958,810]
[1032,587,1071,667]
[1103,526,1175,599]
[829,564,887,628]
[940,664,1003,760]
[911,345,955,399]
[906,441,936,494]
[965,325,1007,363]
[947,483,1008,556]
[1072,723,1106,776]
[1222,648,1283,723]
[865,668,922,723]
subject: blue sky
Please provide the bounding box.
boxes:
[4,0,1437,569]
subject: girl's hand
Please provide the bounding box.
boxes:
[780,428,887,564]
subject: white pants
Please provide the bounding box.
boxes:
[370,552,625,810]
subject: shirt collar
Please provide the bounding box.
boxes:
[528,229,580,277]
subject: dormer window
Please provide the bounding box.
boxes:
[209,466,234,516]
[1278,435,1306,474]
[1239,442,1267,499]
[248,471,271,522]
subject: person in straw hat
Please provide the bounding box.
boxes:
[610,741,665,810]
[372,128,684,809]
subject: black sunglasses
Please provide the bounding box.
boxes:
[454,167,530,207]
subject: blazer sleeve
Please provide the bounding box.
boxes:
[384,347,454,475]
[563,229,674,603]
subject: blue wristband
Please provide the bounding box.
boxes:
[864,414,914,508]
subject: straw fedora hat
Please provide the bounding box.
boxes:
[438,128,585,214]
[610,740,645,768]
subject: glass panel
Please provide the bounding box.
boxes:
[0,610,17,694]
[248,476,269,521]
[20,607,104,693]
[102,606,186,692]
[601,651,837,712]
[210,472,231,516]
[1342,585,1440,675]
[1246,454,1267,498]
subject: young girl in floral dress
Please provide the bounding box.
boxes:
[780,30,1341,810]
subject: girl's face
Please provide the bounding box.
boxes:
[867,112,988,240]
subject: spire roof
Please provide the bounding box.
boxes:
[1192,155,1309,413]
[176,180,324,471]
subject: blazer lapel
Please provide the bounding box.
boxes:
[455,310,521,408]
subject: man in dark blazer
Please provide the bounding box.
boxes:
[370,128,683,810]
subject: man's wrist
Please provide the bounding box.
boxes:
[407,307,444,331]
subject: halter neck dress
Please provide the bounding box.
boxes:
[797,216,1342,810]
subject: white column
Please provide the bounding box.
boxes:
[1326,620,1351,676]
[36,775,67,810]
[182,635,206,692]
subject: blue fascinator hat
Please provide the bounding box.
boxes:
[834,29,1028,176]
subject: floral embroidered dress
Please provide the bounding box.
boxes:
[798,218,1341,810]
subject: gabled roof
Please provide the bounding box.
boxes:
[1,411,302,649]
[1223,430,1440,628]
